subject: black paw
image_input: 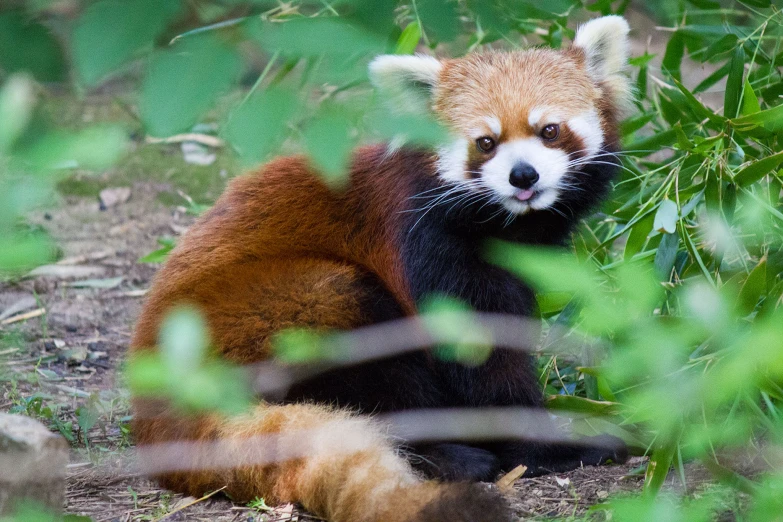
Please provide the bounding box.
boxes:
[520,434,629,477]
[416,483,513,522]
[577,434,628,467]
[409,443,500,482]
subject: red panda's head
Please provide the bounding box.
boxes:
[369,16,631,216]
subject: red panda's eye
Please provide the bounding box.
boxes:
[541,124,560,141]
[476,137,496,153]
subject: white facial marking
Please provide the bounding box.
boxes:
[481,138,570,214]
[436,138,468,183]
[484,116,502,136]
[567,109,604,157]
[528,107,563,127]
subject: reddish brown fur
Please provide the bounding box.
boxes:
[131,147,512,521]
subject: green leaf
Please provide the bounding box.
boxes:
[537,291,573,316]
[160,307,209,376]
[740,79,761,116]
[15,125,128,171]
[72,0,181,86]
[738,0,771,6]
[303,108,355,185]
[723,183,737,224]
[624,128,677,156]
[224,87,299,166]
[0,11,66,82]
[724,46,745,119]
[140,34,242,137]
[654,232,679,280]
[620,112,656,138]
[0,74,36,154]
[732,104,783,133]
[416,0,461,42]
[736,257,766,316]
[644,443,677,494]
[624,213,654,260]
[138,237,175,263]
[733,151,783,187]
[661,32,685,81]
[653,199,678,234]
[671,79,725,127]
[65,277,124,289]
[395,22,422,55]
[251,18,385,58]
[628,53,656,68]
[546,395,621,416]
[703,34,738,58]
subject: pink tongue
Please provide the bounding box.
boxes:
[515,189,535,202]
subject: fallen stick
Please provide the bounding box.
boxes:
[495,464,528,492]
[0,308,45,325]
[146,133,224,148]
[155,486,226,521]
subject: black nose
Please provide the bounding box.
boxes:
[509,163,539,189]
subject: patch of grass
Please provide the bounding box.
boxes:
[56,173,108,197]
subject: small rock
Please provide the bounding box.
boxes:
[60,346,88,365]
[87,341,107,351]
[87,350,108,361]
[181,141,216,166]
[99,187,132,210]
[0,414,68,516]
[597,490,609,499]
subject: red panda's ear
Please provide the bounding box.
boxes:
[573,16,632,109]
[368,54,443,113]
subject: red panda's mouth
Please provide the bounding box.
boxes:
[513,188,538,202]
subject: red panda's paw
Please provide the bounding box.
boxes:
[574,434,629,467]
[415,482,513,522]
[409,443,500,482]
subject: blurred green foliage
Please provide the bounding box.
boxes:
[2,0,783,519]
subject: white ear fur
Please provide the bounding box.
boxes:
[574,15,630,82]
[573,16,632,111]
[368,54,443,113]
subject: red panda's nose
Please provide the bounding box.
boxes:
[509,162,539,189]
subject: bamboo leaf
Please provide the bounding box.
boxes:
[624,213,655,260]
[654,232,680,280]
[736,257,767,316]
[654,199,679,234]
[72,0,180,86]
[740,78,761,116]
[644,443,677,494]
[724,46,745,119]
[546,395,621,416]
[662,32,685,80]
[671,79,725,127]
[733,151,783,187]
[395,21,422,54]
[732,104,783,133]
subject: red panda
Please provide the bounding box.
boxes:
[130,15,632,522]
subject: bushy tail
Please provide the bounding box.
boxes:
[132,400,512,522]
